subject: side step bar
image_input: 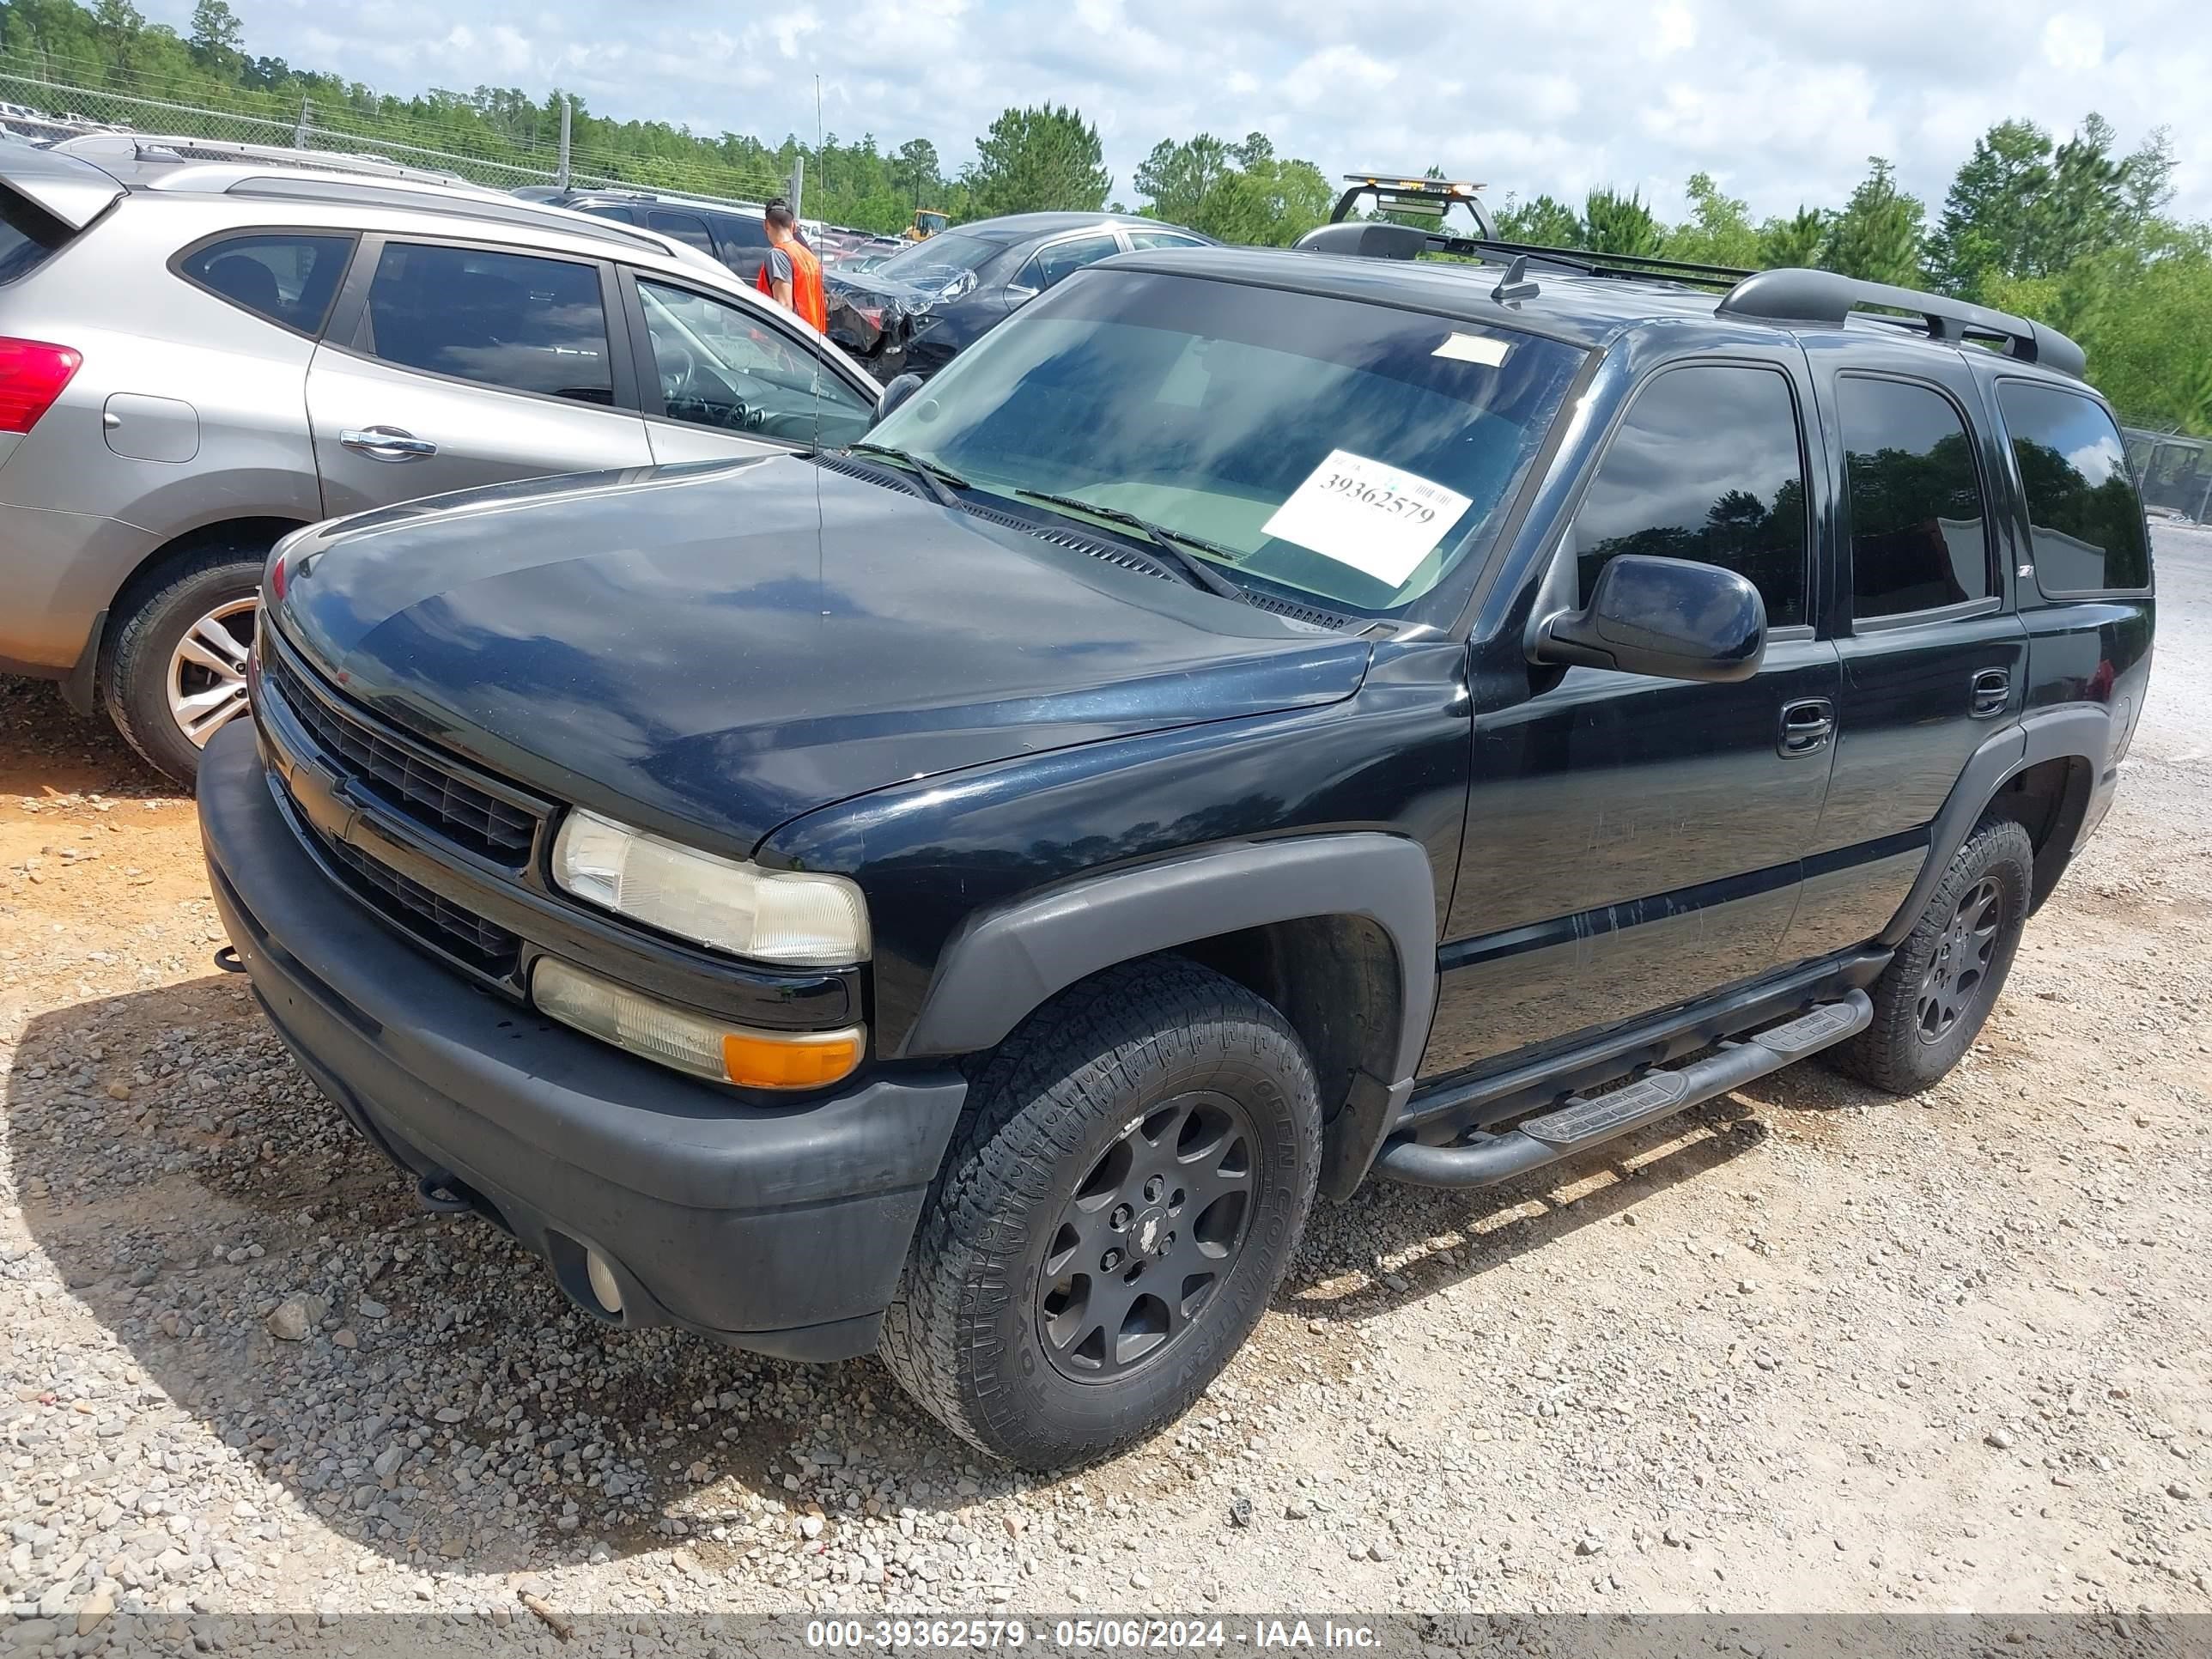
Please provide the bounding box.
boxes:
[1372,991,1871,1189]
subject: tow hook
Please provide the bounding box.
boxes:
[213,945,245,974]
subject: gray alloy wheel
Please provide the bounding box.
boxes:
[1036,1089,1258,1382]
[1914,873,2004,1042]
[165,596,257,748]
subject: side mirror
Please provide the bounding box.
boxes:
[1003,282,1038,306]
[873,372,925,426]
[1534,554,1766,683]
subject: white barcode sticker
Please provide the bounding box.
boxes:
[1261,450,1474,586]
[1433,331,1510,366]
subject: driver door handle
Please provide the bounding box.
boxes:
[1778,697,1835,757]
[339,425,438,461]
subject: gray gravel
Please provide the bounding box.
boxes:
[0,526,2207,1637]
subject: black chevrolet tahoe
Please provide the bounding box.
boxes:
[198,223,2155,1469]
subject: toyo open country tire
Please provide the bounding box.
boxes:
[1838,817,2034,1096]
[879,957,1322,1468]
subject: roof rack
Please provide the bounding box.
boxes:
[556,183,772,216]
[52,131,472,187]
[222,174,684,258]
[1295,220,1749,289]
[1330,173,1494,239]
[1717,269,2086,378]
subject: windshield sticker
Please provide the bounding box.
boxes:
[1261,451,1474,587]
[1433,332,1510,367]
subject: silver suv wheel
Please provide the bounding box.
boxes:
[166,597,255,747]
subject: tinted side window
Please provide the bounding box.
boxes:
[1127,229,1205,250]
[711,213,769,251]
[0,187,70,287]
[580,203,636,224]
[1572,365,1808,627]
[364,243,611,404]
[1838,377,1990,619]
[1997,380,2150,592]
[179,233,354,333]
[1020,233,1121,291]
[647,210,715,258]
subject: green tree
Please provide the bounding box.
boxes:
[890,137,941,206]
[1492,192,1583,247]
[1923,118,2051,298]
[963,104,1110,217]
[187,0,239,67]
[1131,131,1328,244]
[1133,133,1235,228]
[1821,157,1924,286]
[1582,187,1662,258]
[1664,173,1758,266]
[1757,207,1827,269]
[88,0,142,75]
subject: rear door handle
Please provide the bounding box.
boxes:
[1778,697,1835,757]
[1971,668,2011,719]
[339,424,438,461]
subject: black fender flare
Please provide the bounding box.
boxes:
[1877,703,2113,946]
[896,835,1439,1099]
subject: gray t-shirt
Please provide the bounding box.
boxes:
[764,247,793,287]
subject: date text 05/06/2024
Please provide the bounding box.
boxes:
[801,1620,1383,1650]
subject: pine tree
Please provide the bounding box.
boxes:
[1821,158,1924,287]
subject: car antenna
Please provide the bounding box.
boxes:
[1492,254,1539,304]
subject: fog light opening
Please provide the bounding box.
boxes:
[585,1249,624,1316]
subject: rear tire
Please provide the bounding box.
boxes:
[103,548,266,786]
[1838,817,2033,1095]
[879,957,1321,1468]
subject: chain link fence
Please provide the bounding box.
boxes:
[0,62,792,204]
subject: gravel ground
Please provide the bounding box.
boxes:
[1,527,2207,1648]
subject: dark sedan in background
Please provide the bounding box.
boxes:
[824,211,1212,381]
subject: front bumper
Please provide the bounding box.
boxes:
[197,721,967,1361]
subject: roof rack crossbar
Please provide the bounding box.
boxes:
[1717,269,2087,379]
[55,131,471,188]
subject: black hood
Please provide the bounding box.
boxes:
[270,457,1370,854]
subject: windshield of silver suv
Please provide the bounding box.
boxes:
[862,269,1586,615]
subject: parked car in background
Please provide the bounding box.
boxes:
[823,211,1212,382]
[0,134,882,781]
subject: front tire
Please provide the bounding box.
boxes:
[1838,817,2034,1095]
[879,957,1321,1468]
[103,548,266,785]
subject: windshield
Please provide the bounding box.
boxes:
[865,270,1586,615]
[871,231,1004,293]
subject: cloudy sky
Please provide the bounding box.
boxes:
[139,0,2211,224]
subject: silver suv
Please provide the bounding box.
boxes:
[0,134,882,780]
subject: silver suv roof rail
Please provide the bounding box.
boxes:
[1717,269,2087,378]
[560,184,772,216]
[54,131,474,188]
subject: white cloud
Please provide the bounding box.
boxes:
[137,0,2210,224]
[1650,2,1699,59]
[2041,14,2106,74]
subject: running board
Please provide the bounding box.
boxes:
[1371,991,1871,1189]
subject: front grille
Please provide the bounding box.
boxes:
[322,834,520,979]
[268,651,539,865]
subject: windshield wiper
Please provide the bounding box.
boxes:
[846,441,970,508]
[1013,490,1251,605]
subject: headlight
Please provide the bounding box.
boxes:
[551,809,868,967]
[532,957,863,1090]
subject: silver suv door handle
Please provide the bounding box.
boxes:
[339,425,438,461]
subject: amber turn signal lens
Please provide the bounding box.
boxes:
[720,1027,864,1090]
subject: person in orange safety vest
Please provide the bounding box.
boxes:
[757,200,828,332]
